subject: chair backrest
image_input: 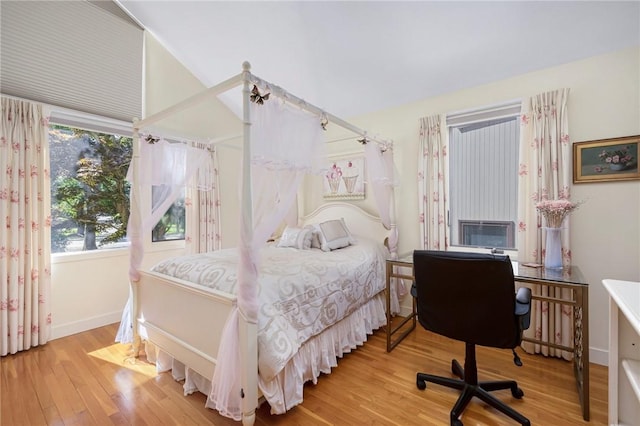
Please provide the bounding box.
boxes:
[413,250,520,349]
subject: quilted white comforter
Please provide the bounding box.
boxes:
[151,238,389,383]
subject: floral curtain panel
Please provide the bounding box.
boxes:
[186,143,221,253]
[418,114,449,250]
[0,97,52,356]
[516,88,573,359]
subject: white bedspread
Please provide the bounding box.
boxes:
[151,238,389,383]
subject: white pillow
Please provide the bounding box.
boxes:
[277,226,313,249]
[317,219,355,251]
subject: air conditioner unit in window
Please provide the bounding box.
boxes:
[459,220,515,249]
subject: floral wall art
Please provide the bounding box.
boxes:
[573,135,639,183]
[323,156,365,200]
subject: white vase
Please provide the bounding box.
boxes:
[544,227,563,269]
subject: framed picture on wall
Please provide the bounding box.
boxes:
[323,156,365,200]
[573,135,640,183]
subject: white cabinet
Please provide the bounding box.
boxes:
[603,279,640,426]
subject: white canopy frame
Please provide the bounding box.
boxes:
[126,62,397,425]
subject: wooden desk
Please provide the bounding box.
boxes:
[385,255,590,421]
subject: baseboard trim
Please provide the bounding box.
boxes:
[52,311,122,340]
[399,305,414,318]
[589,346,608,366]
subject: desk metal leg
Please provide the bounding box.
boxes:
[385,261,416,352]
[517,280,590,421]
[575,287,590,421]
[386,264,392,351]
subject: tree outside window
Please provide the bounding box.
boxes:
[49,124,185,253]
[49,125,132,252]
[151,187,185,242]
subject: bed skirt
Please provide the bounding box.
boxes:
[143,291,387,416]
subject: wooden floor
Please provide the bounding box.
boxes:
[1,322,608,425]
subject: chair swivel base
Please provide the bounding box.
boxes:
[416,358,530,426]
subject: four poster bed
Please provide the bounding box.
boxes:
[118,62,398,425]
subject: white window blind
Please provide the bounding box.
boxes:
[1,0,143,123]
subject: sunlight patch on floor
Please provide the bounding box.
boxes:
[88,342,159,378]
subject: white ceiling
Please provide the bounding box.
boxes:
[117,1,640,118]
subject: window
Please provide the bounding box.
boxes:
[152,187,186,242]
[49,123,132,253]
[49,113,186,253]
[447,102,520,250]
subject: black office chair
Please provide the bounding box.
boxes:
[412,250,532,426]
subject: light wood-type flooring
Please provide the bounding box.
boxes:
[1,322,607,425]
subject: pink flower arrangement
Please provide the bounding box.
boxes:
[535,199,581,228]
[599,145,635,169]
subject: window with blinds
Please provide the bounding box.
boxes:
[447,102,521,250]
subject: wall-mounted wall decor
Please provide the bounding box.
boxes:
[323,156,365,200]
[573,135,639,183]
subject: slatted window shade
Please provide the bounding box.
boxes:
[1,1,142,122]
[447,102,521,249]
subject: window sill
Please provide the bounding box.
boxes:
[51,240,186,264]
[448,245,519,261]
[52,245,130,264]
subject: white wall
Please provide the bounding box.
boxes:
[345,46,640,365]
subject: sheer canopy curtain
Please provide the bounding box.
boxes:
[418,114,449,250]
[0,97,52,356]
[116,138,216,343]
[516,88,573,359]
[208,96,326,420]
[126,137,214,281]
[364,141,397,248]
[365,141,403,310]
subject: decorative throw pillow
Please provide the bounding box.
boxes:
[307,224,322,249]
[317,218,355,251]
[277,226,313,249]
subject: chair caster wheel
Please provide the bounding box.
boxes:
[416,378,426,390]
[511,386,524,399]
